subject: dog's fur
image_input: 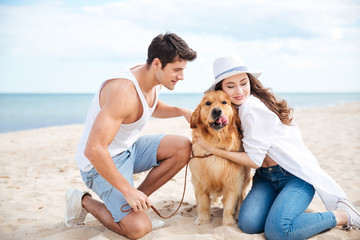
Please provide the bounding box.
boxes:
[190,90,251,226]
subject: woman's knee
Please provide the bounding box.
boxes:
[237,194,269,234]
[238,213,264,234]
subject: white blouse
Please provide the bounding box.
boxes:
[238,95,346,210]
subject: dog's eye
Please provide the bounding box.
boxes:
[222,101,227,104]
[205,101,211,106]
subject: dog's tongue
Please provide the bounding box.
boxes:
[216,115,229,125]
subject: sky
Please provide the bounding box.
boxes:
[0,0,359,93]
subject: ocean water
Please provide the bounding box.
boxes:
[1,92,360,133]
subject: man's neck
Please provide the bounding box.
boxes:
[131,64,159,94]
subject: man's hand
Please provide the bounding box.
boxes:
[182,108,193,123]
[152,100,193,123]
[123,187,152,212]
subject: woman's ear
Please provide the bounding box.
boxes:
[190,105,201,129]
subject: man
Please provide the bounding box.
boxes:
[65,33,197,239]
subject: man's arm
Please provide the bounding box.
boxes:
[84,81,151,212]
[152,99,193,123]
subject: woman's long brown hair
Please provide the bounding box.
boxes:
[215,73,293,125]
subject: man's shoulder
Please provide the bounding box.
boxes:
[103,78,136,95]
[100,78,138,108]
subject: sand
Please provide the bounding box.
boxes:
[1,102,360,240]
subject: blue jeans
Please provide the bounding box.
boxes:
[238,165,337,240]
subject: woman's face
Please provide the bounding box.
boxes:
[221,73,251,105]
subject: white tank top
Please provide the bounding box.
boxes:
[76,68,160,172]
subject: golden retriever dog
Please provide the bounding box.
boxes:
[190,90,251,226]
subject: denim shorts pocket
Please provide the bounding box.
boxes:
[92,172,114,200]
[81,169,94,189]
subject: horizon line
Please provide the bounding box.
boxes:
[1,91,360,95]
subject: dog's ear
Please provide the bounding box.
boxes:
[190,105,201,129]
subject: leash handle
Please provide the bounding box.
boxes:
[120,153,213,219]
[120,204,134,213]
[121,163,189,219]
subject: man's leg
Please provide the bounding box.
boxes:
[77,135,190,239]
[137,135,191,196]
[82,195,151,239]
[77,147,155,239]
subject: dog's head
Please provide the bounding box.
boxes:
[191,90,239,132]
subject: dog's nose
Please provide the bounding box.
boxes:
[212,108,222,119]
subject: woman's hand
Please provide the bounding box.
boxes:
[197,138,218,154]
[197,138,259,169]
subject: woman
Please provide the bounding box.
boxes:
[199,54,359,239]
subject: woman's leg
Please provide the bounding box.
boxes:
[238,173,277,234]
[264,177,337,240]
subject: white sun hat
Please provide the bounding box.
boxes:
[204,54,262,93]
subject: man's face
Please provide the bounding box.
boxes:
[155,59,187,90]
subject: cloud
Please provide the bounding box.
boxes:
[79,0,360,39]
[0,0,359,93]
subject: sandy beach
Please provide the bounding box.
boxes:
[1,102,360,240]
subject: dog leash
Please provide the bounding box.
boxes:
[120,151,213,219]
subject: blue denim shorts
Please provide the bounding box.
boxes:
[80,134,165,222]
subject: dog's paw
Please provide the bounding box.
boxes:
[222,217,237,226]
[194,215,211,225]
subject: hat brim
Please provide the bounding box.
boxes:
[204,71,262,93]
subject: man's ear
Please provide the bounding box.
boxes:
[152,58,162,70]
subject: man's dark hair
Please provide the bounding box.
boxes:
[146,32,197,69]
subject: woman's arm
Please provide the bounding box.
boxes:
[198,139,260,169]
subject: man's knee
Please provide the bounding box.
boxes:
[120,215,152,239]
[176,136,192,156]
[158,135,191,165]
[173,136,192,168]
